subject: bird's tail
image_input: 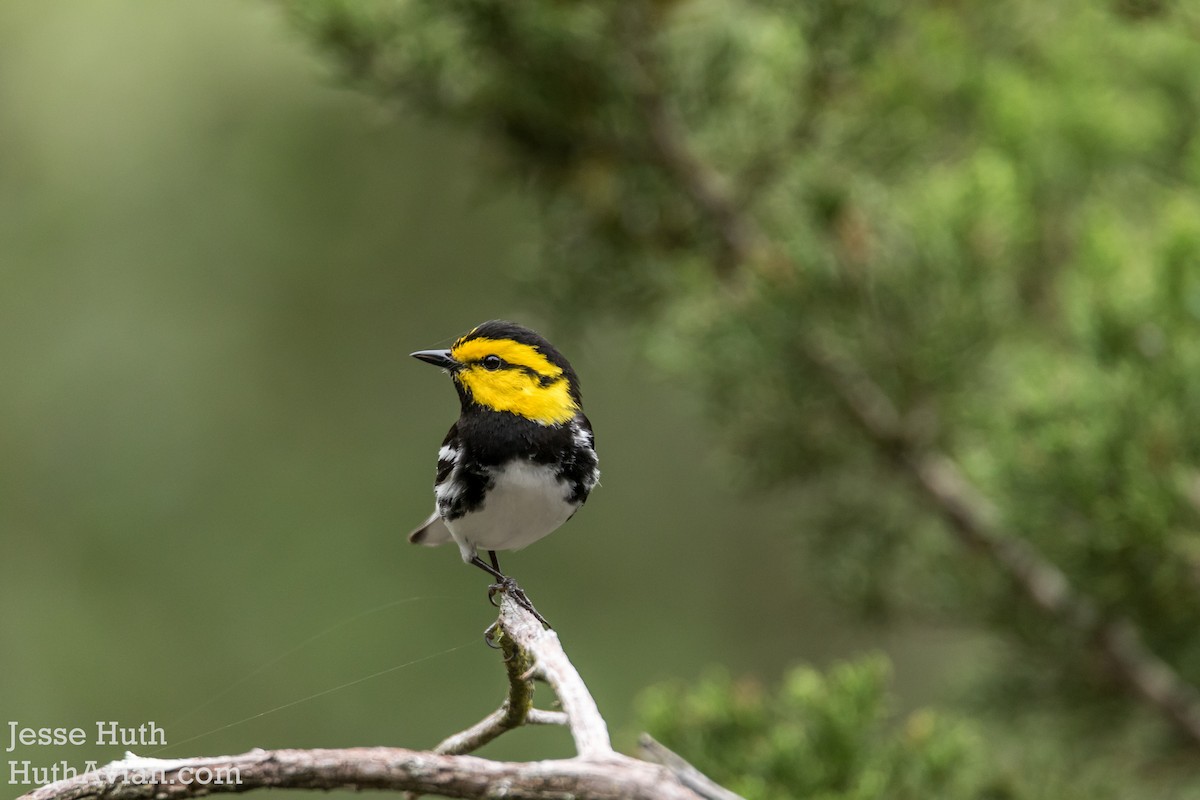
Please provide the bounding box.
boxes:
[409,511,452,546]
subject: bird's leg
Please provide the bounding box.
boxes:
[471,553,506,582]
[469,553,552,630]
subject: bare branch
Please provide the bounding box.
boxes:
[639,735,747,800]
[18,747,699,800]
[491,589,614,758]
[21,594,732,800]
[527,709,571,726]
[429,709,567,757]
[426,608,558,757]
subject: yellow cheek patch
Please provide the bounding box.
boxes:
[456,368,577,425]
[451,337,564,379]
[451,336,577,424]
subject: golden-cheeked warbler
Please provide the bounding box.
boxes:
[409,320,599,627]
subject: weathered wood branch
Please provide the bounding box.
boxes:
[639,735,745,800]
[425,604,567,759]
[17,747,700,800]
[489,594,614,759]
[428,707,568,758]
[20,593,738,800]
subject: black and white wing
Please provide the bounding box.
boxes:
[408,423,460,546]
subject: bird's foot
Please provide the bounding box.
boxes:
[483,620,503,650]
[488,576,552,630]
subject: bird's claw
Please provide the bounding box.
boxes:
[487,581,506,608]
[483,621,502,650]
[487,577,552,629]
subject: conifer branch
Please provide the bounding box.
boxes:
[807,343,1200,747]
[621,5,765,279]
[620,7,1200,749]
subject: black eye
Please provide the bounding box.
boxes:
[482,355,502,371]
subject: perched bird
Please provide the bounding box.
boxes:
[409,320,599,626]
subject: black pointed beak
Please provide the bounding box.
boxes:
[410,349,459,370]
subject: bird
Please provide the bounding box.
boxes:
[408,320,599,628]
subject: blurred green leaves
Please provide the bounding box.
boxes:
[3,0,1196,795]
[638,657,1012,800]
[288,0,1200,793]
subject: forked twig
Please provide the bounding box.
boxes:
[19,593,733,800]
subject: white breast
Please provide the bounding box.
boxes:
[445,460,578,563]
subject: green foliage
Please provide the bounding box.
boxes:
[638,657,1014,800]
[287,0,1200,794]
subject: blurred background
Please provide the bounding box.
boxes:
[3,2,1199,799]
[0,0,839,777]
